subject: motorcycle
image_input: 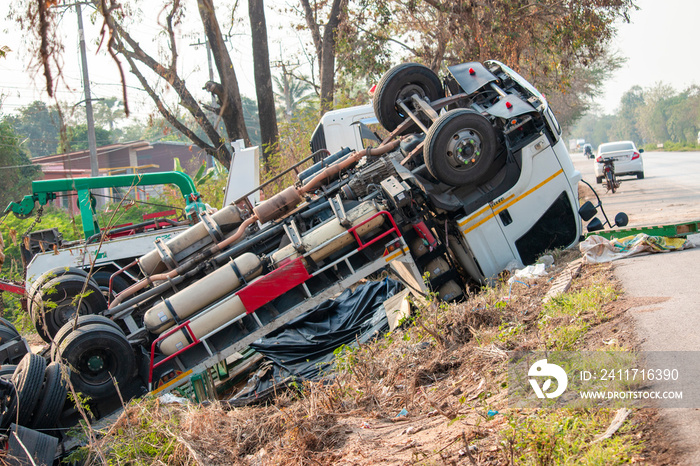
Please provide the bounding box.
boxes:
[601,157,619,193]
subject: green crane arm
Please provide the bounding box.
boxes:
[3,172,206,240]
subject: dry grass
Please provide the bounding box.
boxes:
[72,252,671,465]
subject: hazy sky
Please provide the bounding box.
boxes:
[594,0,700,113]
[1,0,698,119]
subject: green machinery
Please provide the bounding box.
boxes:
[3,172,208,240]
[586,220,700,240]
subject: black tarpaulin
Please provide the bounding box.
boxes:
[227,278,402,404]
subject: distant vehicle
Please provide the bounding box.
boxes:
[594,141,644,184]
[582,143,594,159]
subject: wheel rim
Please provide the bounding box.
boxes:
[396,84,427,117]
[77,348,116,387]
[53,300,94,328]
[446,128,484,171]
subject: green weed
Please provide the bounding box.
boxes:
[502,409,641,465]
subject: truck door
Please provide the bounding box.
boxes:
[456,135,581,280]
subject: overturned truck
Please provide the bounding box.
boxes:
[6,60,613,431]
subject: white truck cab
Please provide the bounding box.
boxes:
[310,104,382,156]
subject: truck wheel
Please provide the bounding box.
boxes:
[637,172,645,180]
[373,63,444,134]
[9,353,47,427]
[27,267,90,308]
[30,362,69,430]
[0,326,21,365]
[58,323,135,401]
[0,365,16,380]
[423,109,498,186]
[32,275,108,343]
[0,317,20,339]
[51,315,122,362]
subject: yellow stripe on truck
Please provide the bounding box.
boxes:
[384,246,410,263]
[460,169,564,235]
[152,369,193,394]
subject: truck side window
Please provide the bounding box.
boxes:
[544,107,562,138]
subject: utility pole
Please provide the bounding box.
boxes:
[190,38,216,107]
[76,2,99,178]
[190,38,216,167]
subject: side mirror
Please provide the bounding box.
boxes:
[614,212,629,227]
[578,201,598,222]
[587,217,604,232]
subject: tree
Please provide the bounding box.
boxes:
[61,124,114,152]
[248,0,279,169]
[5,101,61,158]
[610,85,644,142]
[93,97,125,133]
[0,118,41,209]
[273,65,314,122]
[300,0,349,113]
[17,0,260,169]
[636,83,675,144]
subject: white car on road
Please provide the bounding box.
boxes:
[594,141,644,183]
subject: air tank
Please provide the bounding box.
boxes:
[139,205,244,275]
[143,253,262,333]
[271,201,385,267]
[437,281,463,301]
[158,293,249,356]
[409,237,431,258]
[424,257,449,279]
[157,202,387,354]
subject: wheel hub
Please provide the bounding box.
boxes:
[448,130,483,167]
[87,355,105,372]
[397,84,427,105]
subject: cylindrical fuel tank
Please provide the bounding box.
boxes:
[271,201,385,267]
[139,205,244,275]
[143,253,262,333]
[437,280,463,301]
[409,237,430,258]
[424,257,449,278]
[253,186,302,224]
[158,294,248,356]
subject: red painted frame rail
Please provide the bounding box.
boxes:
[348,210,402,251]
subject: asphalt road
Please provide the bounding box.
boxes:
[573,150,700,464]
[571,150,700,227]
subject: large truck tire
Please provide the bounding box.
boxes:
[423,109,498,187]
[51,315,122,362]
[0,317,20,339]
[9,353,47,427]
[57,323,135,401]
[373,63,444,134]
[31,274,108,343]
[30,362,69,430]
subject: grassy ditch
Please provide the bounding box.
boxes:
[69,254,661,465]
